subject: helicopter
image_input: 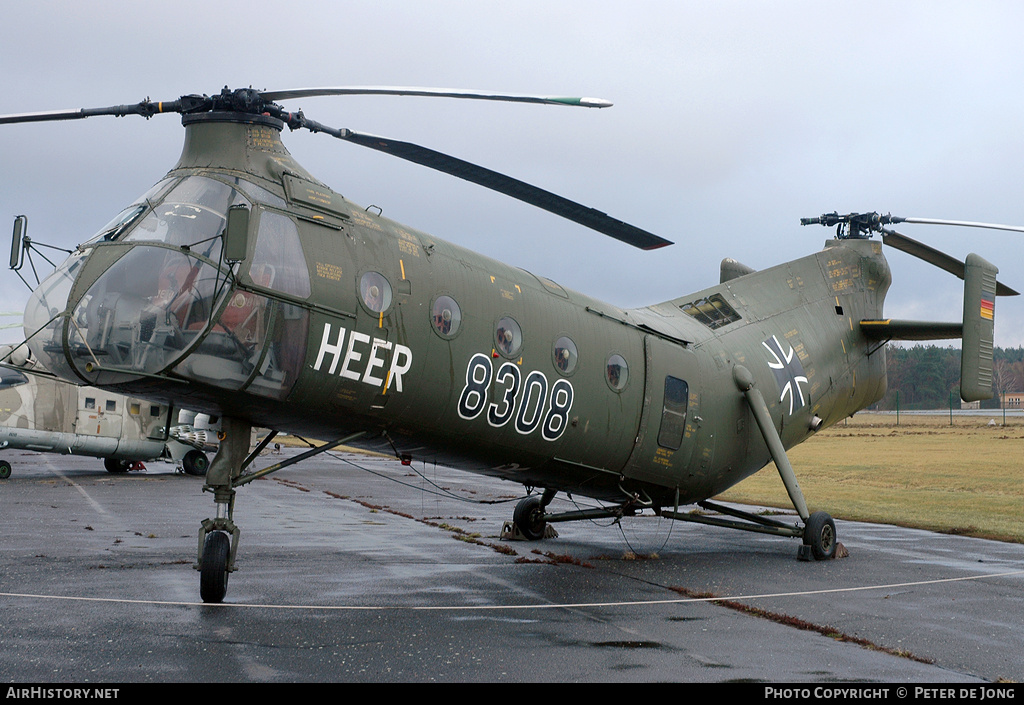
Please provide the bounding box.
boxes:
[1,86,1015,603]
[0,349,210,479]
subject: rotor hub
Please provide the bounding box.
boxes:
[181,110,284,130]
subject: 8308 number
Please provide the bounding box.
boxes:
[457,353,574,441]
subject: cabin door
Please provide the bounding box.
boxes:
[622,336,701,489]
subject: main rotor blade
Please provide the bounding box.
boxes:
[882,228,1018,296]
[334,128,671,250]
[261,86,612,108]
[0,100,181,125]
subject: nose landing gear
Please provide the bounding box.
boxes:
[194,419,367,603]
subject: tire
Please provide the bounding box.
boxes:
[104,458,130,473]
[0,460,11,479]
[182,450,209,476]
[803,511,837,560]
[200,531,231,603]
[513,495,548,541]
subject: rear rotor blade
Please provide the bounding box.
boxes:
[898,217,1024,234]
[335,128,670,250]
[261,86,612,108]
[882,228,1018,296]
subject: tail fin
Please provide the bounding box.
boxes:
[960,253,997,402]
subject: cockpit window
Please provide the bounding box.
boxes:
[125,176,251,263]
[232,178,286,208]
[250,211,310,298]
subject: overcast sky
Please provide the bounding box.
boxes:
[4,1,1024,348]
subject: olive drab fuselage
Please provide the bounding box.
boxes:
[24,114,891,507]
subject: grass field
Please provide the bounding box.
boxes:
[716,412,1024,543]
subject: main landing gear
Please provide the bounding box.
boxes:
[507,365,839,562]
[195,418,366,603]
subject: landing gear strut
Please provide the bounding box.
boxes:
[509,488,651,541]
[732,363,838,561]
[194,420,367,603]
[196,417,249,604]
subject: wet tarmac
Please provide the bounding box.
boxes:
[1,446,1022,683]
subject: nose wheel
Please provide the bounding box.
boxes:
[199,530,232,603]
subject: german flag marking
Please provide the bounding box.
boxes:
[980,296,995,321]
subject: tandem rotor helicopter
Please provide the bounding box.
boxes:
[1,86,1017,603]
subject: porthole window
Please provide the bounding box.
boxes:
[494,316,523,358]
[553,336,578,375]
[431,295,462,338]
[359,271,393,313]
[606,354,629,391]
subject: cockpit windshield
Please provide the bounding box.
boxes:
[26,173,308,401]
[125,176,251,263]
[85,177,177,244]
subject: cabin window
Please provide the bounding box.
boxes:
[360,272,393,314]
[105,400,117,412]
[150,405,161,417]
[657,376,689,450]
[431,295,462,338]
[606,354,629,391]
[494,316,523,358]
[84,397,96,410]
[553,336,578,375]
[129,403,140,415]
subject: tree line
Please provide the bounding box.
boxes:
[873,345,1024,410]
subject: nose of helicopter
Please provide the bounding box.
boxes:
[23,242,230,388]
[23,249,90,384]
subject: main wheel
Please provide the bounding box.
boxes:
[182,449,209,476]
[803,511,837,560]
[104,458,130,473]
[513,495,548,541]
[0,460,11,479]
[200,531,231,603]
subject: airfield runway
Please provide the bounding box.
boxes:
[1,445,1022,684]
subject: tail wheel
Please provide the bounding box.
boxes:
[513,495,548,541]
[200,531,231,603]
[0,460,11,479]
[803,511,837,560]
